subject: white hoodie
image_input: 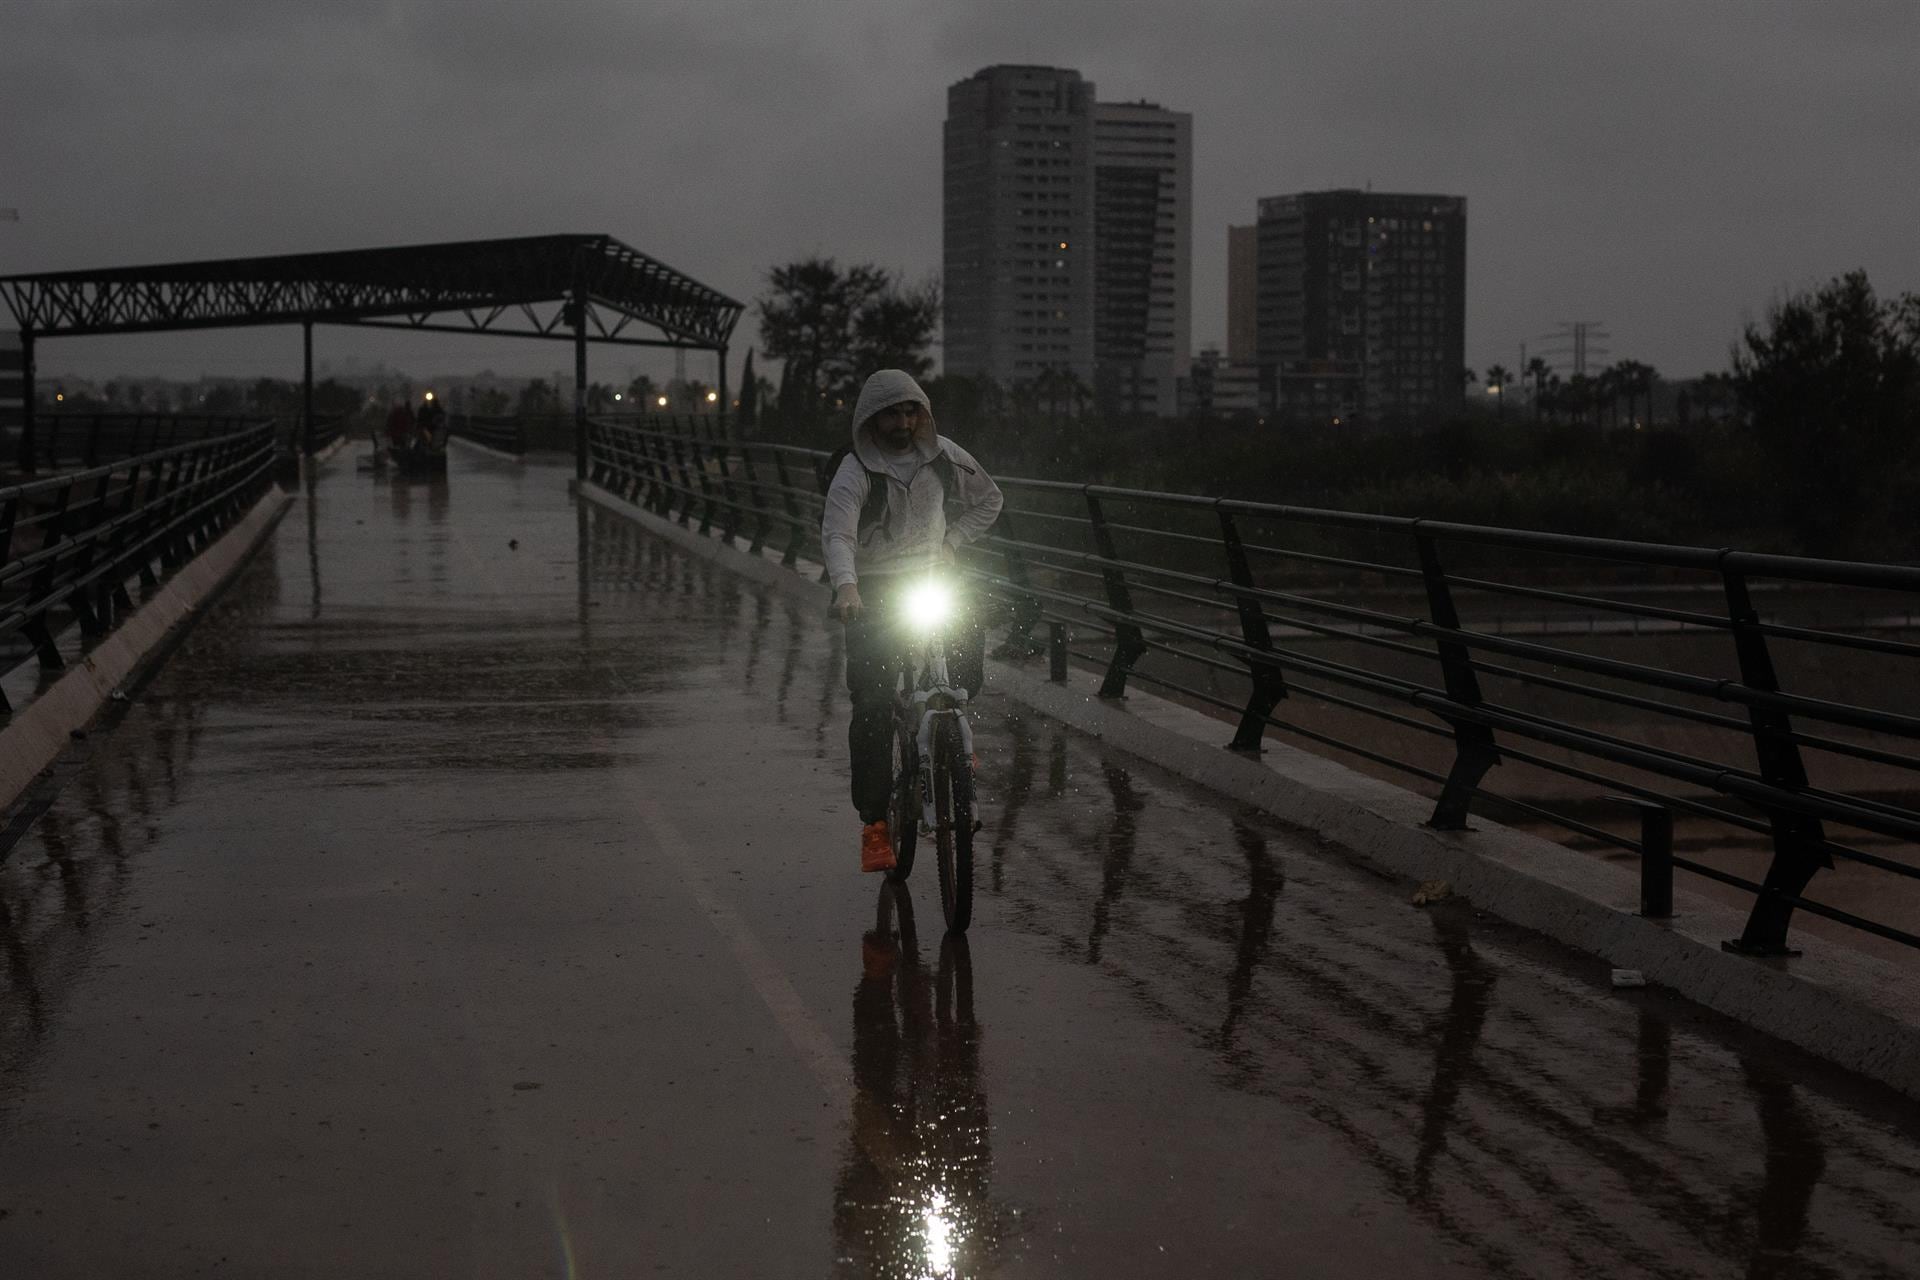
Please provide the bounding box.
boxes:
[821,370,1004,590]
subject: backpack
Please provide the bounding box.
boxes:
[818,444,963,540]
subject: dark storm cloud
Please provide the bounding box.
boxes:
[3,0,1916,383]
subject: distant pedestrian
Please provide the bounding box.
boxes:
[385,400,414,451]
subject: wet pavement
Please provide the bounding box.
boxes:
[2,448,1918,1278]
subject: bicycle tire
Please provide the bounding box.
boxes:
[885,702,918,882]
[931,716,974,933]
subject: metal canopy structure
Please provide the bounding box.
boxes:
[0,234,742,349]
[0,234,745,477]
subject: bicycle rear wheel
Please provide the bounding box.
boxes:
[930,716,974,933]
[885,702,918,882]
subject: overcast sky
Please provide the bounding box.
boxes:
[4,0,1916,388]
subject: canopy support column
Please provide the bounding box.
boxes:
[717,343,730,438]
[302,320,315,459]
[17,329,35,474]
[572,292,588,482]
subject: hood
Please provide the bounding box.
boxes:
[850,369,939,471]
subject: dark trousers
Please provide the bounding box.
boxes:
[845,579,985,824]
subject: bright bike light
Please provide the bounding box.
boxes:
[902,579,954,632]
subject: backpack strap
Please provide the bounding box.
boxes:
[832,448,971,540]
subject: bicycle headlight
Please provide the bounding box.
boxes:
[902,579,954,632]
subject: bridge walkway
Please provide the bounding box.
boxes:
[0,446,1916,1277]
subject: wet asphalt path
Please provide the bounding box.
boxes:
[1,449,1918,1278]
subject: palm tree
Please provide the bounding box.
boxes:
[1525,357,1552,424]
[1484,364,1513,419]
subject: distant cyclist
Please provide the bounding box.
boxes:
[824,370,1004,873]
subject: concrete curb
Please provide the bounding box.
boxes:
[0,488,294,813]
[578,481,1920,1099]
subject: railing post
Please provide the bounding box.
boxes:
[992,510,1046,657]
[1218,507,1287,753]
[1611,797,1675,919]
[1415,528,1500,829]
[737,446,771,554]
[712,437,741,545]
[774,451,805,567]
[157,449,191,570]
[1721,565,1827,957]
[22,482,75,669]
[1049,622,1068,682]
[643,431,671,513]
[1085,491,1147,699]
[688,433,718,535]
[670,434,696,526]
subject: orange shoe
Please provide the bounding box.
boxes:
[861,930,899,979]
[861,821,896,873]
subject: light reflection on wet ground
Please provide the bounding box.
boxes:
[0,449,1916,1278]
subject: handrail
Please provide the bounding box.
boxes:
[1,423,279,710]
[581,418,1920,959]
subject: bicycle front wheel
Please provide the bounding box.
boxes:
[930,716,974,933]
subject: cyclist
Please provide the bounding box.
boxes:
[825,369,1003,873]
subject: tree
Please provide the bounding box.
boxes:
[516,378,560,417]
[736,350,758,426]
[1484,364,1513,419]
[850,278,940,381]
[1525,357,1552,424]
[755,258,941,428]
[1630,361,1660,427]
[1732,269,1920,553]
[627,374,660,412]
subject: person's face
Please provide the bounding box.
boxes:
[870,400,927,450]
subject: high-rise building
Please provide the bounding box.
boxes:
[943,66,1097,390]
[1092,101,1191,417]
[1226,225,1258,365]
[1255,189,1466,427]
[944,66,1192,414]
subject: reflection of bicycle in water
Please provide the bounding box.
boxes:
[876,576,980,933]
[834,882,1003,1278]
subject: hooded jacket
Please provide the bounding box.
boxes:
[821,370,1004,590]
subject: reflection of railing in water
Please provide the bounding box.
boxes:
[983,722,1912,1278]
[580,418,1920,960]
[0,657,212,1082]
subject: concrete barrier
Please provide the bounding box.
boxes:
[579,479,1920,1100]
[0,487,293,813]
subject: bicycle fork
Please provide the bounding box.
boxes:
[916,708,977,834]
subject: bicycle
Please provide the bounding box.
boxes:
[879,575,979,933]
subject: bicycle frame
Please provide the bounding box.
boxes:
[903,622,977,836]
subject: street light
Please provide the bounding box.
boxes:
[705,390,718,404]
[656,394,668,408]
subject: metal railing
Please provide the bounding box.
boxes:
[0,422,279,709]
[13,413,264,473]
[584,417,1920,960]
[294,413,348,457]
[448,413,527,455]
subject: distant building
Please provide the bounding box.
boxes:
[1255,190,1466,428]
[944,66,1193,415]
[943,65,1098,391]
[1226,225,1258,365]
[1178,346,1260,419]
[1092,100,1192,418]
